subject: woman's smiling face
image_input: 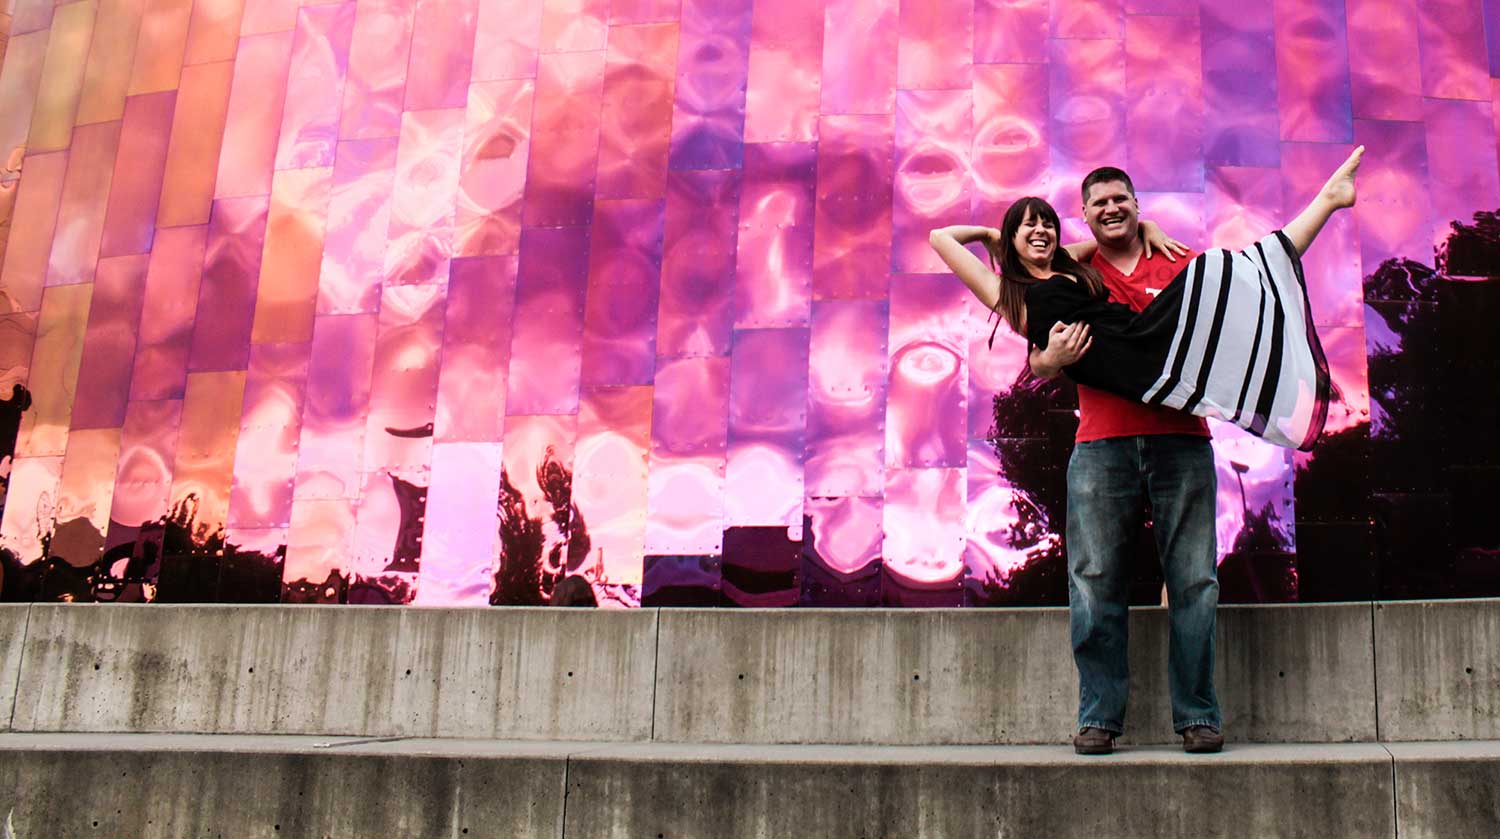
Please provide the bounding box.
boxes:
[1012,206,1057,268]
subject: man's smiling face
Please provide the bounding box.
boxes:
[1083,179,1140,248]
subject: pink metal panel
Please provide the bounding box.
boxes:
[611,0,679,23]
[156,59,234,228]
[497,412,578,601]
[98,90,176,257]
[973,0,1047,64]
[338,0,414,140]
[213,31,292,198]
[896,0,971,91]
[540,0,606,53]
[9,0,55,33]
[54,427,124,564]
[507,226,589,415]
[15,283,91,458]
[597,22,676,199]
[818,0,896,114]
[26,0,96,153]
[892,89,971,274]
[239,0,297,35]
[469,0,541,81]
[126,0,192,96]
[882,465,965,586]
[645,355,728,554]
[364,283,445,471]
[413,440,501,605]
[743,0,822,143]
[972,64,1047,225]
[725,327,807,528]
[1126,0,1196,10]
[524,50,604,227]
[71,253,149,429]
[667,0,751,169]
[384,107,464,286]
[1199,0,1279,167]
[1271,0,1352,143]
[965,292,1027,440]
[273,3,355,172]
[0,150,64,313]
[0,30,48,180]
[1280,143,1363,328]
[317,137,396,314]
[227,341,309,529]
[403,0,476,110]
[434,255,517,442]
[656,168,738,357]
[964,439,1057,595]
[735,142,814,329]
[581,199,663,387]
[0,313,39,392]
[805,299,886,497]
[130,224,208,401]
[250,166,333,344]
[573,385,652,585]
[1125,14,1204,192]
[1310,325,1369,438]
[167,370,247,537]
[294,312,377,500]
[1208,426,1294,564]
[1351,119,1432,269]
[76,0,146,124]
[812,114,892,301]
[1136,191,1207,249]
[45,121,120,287]
[183,0,246,65]
[1205,166,1282,253]
[1345,0,1422,121]
[188,195,269,370]
[804,495,881,574]
[283,496,356,593]
[1423,99,1500,247]
[886,273,968,469]
[0,455,63,562]
[1418,0,1490,101]
[105,398,183,533]
[1052,0,1123,39]
[1048,37,1125,184]
[455,79,532,257]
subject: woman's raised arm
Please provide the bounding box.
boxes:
[929,225,1002,311]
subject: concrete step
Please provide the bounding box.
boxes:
[0,734,1495,838]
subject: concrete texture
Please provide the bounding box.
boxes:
[11,605,656,739]
[653,605,1377,744]
[1390,741,1500,839]
[0,605,28,731]
[1374,599,1500,740]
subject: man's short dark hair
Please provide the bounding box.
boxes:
[1081,167,1135,203]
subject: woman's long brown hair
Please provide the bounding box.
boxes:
[982,197,1107,344]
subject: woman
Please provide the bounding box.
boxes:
[929,147,1363,451]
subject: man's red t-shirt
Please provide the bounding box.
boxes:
[1075,247,1211,442]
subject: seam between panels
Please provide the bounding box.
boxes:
[1380,742,1399,839]
[5,605,32,732]
[649,607,661,742]
[1370,601,1382,742]
[558,750,572,839]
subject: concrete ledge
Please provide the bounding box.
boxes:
[0,605,28,731]
[1391,741,1500,839]
[11,605,657,739]
[1375,599,1500,740]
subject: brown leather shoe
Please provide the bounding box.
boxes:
[1073,727,1116,755]
[1182,725,1224,753]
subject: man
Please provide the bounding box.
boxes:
[1029,167,1223,755]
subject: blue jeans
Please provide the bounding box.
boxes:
[1066,434,1221,735]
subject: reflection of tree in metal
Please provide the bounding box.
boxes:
[0,384,33,519]
[490,447,592,606]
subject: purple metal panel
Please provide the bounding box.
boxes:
[964,439,1058,599]
[433,255,518,443]
[806,300,887,497]
[1209,426,1295,563]
[965,293,1028,440]
[294,312,377,500]
[598,22,677,199]
[227,341,310,529]
[1312,325,1370,438]
[1271,0,1352,143]
[189,195,269,371]
[803,495,881,575]
[882,466,965,588]
[1047,37,1124,187]
[413,441,501,605]
[363,283,445,471]
[581,199,663,387]
[44,121,120,288]
[743,0,822,143]
[524,51,604,227]
[104,399,183,534]
[734,142,814,328]
[573,385,653,585]
[1424,99,1500,246]
[1205,166,1282,253]
[666,0,751,170]
[0,150,65,313]
[725,327,807,528]
[317,138,397,315]
[893,89,972,274]
[98,90,176,257]
[972,64,1047,225]
[338,0,415,140]
[156,59,235,228]
[657,168,738,357]
[384,107,464,286]
[71,253,149,430]
[507,226,589,415]
[1136,191,1207,250]
[1053,0,1123,39]
[540,0,607,53]
[274,3,355,171]
[494,413,578,604]
[469,0,541,81]
[645,355,729,554]
[812,114,892,301]
[819,0,896,114]
[1280,143,1364,328]
[250,166,334,345]
[1345,0,1422,121]
[403,0,477,110]
[1352,119,1433,269]
[897,0,971,91]
[213,31,293,197]
[455,79,532,257]
[611,0,679,23]
[130,225,209,402]
[168,370,247,537]
[974,0,1047,64]
[1199,0,1279,167]
[348,467,426,602]
[1418,0,1490,101]
[887,273,968,469]
[1125,14,1204,192]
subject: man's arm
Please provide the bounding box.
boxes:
[1028,322,1092,379]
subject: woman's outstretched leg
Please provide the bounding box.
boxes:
[1283,145,1364,256]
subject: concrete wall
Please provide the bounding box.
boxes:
[1375,600,1500,740]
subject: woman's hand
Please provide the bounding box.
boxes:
[1037,321,1092,373]
[1140,219,1188,262]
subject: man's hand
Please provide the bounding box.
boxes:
[1029,322,1092,378]
[1140,219,1188,262]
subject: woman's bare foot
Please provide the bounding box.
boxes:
[1320,145,1364,210]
